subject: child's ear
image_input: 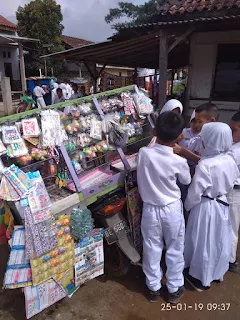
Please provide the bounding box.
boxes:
[153,128,157,137]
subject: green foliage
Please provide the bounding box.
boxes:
[16,0,65,76]
[105,0,166,31]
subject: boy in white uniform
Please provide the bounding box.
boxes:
[33,81,46,109]
[228,112,240,272]
[137,111,191,303]
[184,123,239,291]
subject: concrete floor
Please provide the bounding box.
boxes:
[1,263,240,320]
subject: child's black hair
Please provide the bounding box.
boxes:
[156,111,184,142]
[232,111,240,122]
[195,102,219,120]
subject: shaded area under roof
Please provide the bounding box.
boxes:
[41,32,189,70]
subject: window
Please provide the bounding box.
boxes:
[8,52,11,58]
[3,51,6,58]
[212,44,240,100]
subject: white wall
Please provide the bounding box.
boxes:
[0,45,20,81]
[187,30,240,122]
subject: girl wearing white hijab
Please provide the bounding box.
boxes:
[184,122,239,291]
[160,99,183,114]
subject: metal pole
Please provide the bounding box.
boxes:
[18,43,27,92]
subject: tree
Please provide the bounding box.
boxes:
[16,0,65,76]
[105,0,166,31]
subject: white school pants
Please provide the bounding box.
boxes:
[141,200,185,293]
[228,188,240,263]
[36,97,46,109]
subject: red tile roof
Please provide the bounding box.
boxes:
[0,15,17,31]
[61,35,93,48]
[160,0,240,15]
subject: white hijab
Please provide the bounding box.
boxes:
[190,110,195,122]
[160,99,183,114]
[201,122,233,158]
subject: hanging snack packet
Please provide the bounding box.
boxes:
[132,90,153,115]
[90,117,102,140]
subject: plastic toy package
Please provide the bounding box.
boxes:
[4,226,32,289]
[30,215,75,286]
[22,118,41,137]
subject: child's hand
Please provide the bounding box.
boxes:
[176,133,184,143]
[173,144,182,155]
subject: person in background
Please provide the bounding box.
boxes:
[70,83,81,100]
[33,81,46,109]
[138,111,191,304]
[59,81,67,99]
[184,123,239,291]
[53,88,65,104]
[65,80,73,100]
[178,110,199,149]
[80,85,87,97]
[52,80,60,104]
[174,103,219,163]
[160,99,183,114]
[228,111,240,273]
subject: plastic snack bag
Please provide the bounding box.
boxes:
[90,117,102,140]
[132,90,153,115]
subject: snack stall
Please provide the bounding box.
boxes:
[0,85,153,318]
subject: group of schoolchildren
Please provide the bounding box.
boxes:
[137,100,240,304]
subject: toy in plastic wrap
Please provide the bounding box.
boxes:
[4,226,32,289]
[22,118,41,137]
[70,207,94,241]
[74,229,104,287]
[121,92,138,120]
[0,200,14,244]
[41,110,64,147]
[7,139,29,158]
[132,89,153,115]
[16,155,32,166]
[31,148,48,161]
[24,279,66,319]
[2,125,22,144]
[30,215,75,286]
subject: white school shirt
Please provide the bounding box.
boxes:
[179,128,198,149]
[137,144,191,206]
[185,153,239,211]
[65,84,73,99]
[33,86,45,98]
[232,142,240,186]
[187,135,203,155]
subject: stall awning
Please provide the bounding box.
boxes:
[41,32,189,70]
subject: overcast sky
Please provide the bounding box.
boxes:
[2,0,146,42]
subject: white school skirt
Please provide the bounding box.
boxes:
[184,196,232,287]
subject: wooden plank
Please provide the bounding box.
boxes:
[168,27,195,53]
[158,30,168,109]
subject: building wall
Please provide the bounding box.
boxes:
[0,45,20,81]
[188,30,240,122]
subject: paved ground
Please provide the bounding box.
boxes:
[1,262,240,320]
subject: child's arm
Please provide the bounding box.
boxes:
[185,165,212,211]
[177,160,191,186]
[174,144,200,163]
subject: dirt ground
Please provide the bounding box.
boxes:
[1,261,240,320]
